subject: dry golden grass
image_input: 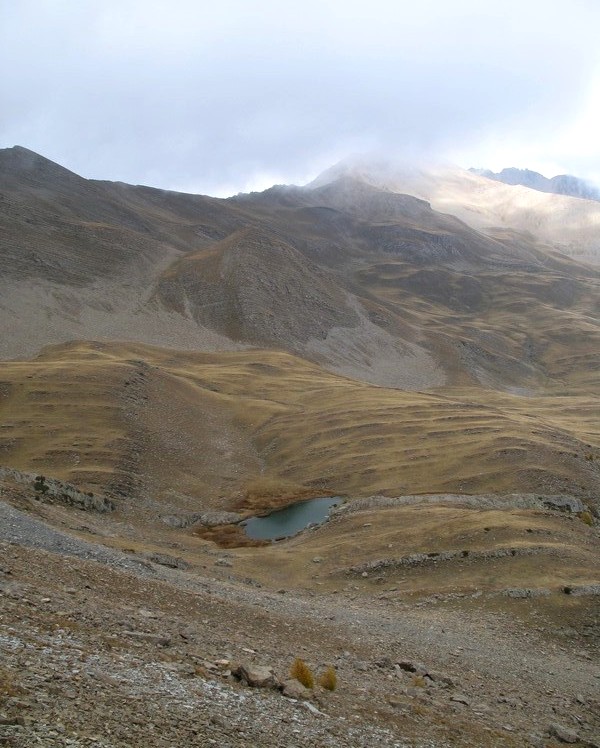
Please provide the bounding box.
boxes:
[319,666,337,691]
[0,340,598,517]
[237,502,599,600]
[290,658,314,689]
[580,511,594,526]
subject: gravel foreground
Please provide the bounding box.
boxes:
[1,498,599,747]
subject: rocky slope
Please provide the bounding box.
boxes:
[1,482,599,748]
[1,146,599,393]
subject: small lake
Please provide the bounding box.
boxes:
[241,497,341,540]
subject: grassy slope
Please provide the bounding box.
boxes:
[1,341,598,515]
[238,501,599,598]
[1,340,597,640]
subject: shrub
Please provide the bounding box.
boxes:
[290,657,314,689]
[319,665,337,691]
[33,475,49,494]
[580,510,594,526]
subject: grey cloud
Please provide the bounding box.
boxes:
[1,0,599,194]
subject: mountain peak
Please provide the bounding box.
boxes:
[470,166,600,201]
[0,145,86,189]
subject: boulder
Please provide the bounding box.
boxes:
[548,723,578,743]
[542,497,585,514]
[233,663,279,689]
[450,693,471,706]
[281,679,311,700]
[427,669,454,688]
[504,588,551,599]
[397,660,429,676]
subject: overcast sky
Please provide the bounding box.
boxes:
[1,0,599,195]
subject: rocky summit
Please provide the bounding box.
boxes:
[0,148,598,747]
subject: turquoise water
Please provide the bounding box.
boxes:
[241,497,341,540]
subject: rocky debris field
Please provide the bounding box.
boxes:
[0,496,599,747]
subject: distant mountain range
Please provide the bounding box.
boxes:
[470,167,600,201]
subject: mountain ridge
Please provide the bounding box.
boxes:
[315,157,600,265]
[470,166,600,201]
[1,146,598,395]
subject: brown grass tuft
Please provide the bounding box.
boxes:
[290,657,314,689]
[319,665,337,691]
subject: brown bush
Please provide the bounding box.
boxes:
[290,657,314,689]
[319,665,337,691]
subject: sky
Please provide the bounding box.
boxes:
[1,0,600,196]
